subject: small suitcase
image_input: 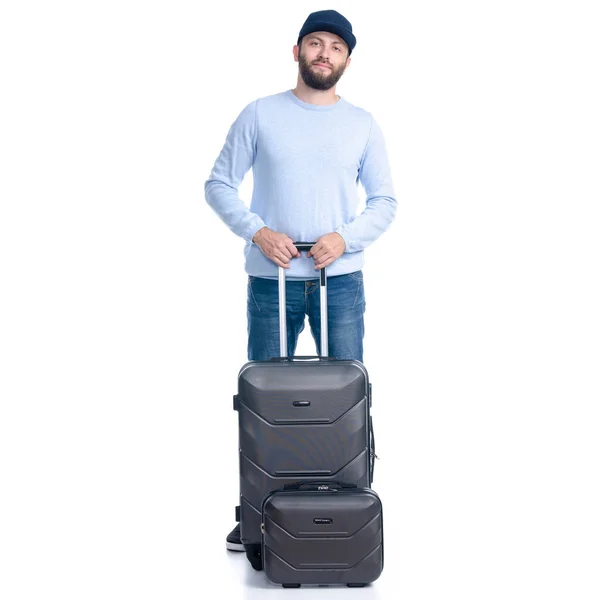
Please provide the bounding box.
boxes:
[233,243,376,571]
[261,481,384,588]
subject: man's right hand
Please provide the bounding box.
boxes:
[252,227,300,269]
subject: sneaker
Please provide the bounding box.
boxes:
[226,523,244,552]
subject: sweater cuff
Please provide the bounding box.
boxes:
[245,217,267,243]
[334,226,352,253]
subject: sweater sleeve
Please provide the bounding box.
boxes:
[204,101,266,242]
[335,115,397,252]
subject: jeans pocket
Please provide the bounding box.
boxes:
[352,275,364,308]
[348,270,364,282]
[247,277,261,312]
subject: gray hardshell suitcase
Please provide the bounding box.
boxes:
[233,243,376,571]
[261,482,383,588]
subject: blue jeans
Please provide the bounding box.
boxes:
[247,271,365,361]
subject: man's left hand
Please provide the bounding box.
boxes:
[307,233,346,270]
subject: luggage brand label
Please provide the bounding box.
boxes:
[313,518,333,525]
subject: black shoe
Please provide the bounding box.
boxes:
[226,523,244,552]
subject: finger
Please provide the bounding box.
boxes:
[311,246,328,262]
[314,253,334,269]
[279,245,294,259]
[307,241,321,258]
[285,241,300,258]
[275,252,290,265]
[273,256,290,268]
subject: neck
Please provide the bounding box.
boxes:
[292,78,340,106]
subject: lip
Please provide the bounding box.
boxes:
[313,63,331,69]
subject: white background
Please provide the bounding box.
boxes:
[1,1,599,598]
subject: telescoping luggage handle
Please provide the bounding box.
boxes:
[278,242,328,358]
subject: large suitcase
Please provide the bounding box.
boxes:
[233,243,376,570]
[261,481,384,588]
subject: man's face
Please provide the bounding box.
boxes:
[296,32,350,91]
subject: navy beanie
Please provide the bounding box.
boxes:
[297,10,356,55]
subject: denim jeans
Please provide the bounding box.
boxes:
[247,271,365,361]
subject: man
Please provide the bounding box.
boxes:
[204,9,397,552]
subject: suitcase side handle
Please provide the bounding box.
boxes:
[370,415,379,484]
[278,242,328,359]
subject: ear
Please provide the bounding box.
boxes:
[293,44,299,62]
[346,56,352,68]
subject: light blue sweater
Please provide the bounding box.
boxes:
[205,89,397,279]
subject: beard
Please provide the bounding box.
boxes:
[298,51,346,91]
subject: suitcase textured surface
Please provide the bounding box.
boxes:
[235,359,372,553]
[261,484,383,587]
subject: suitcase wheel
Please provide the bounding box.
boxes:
[347,583,367,588]
[244,544,262,571]
[282,584,301,588]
